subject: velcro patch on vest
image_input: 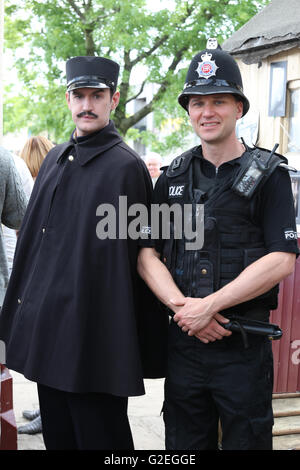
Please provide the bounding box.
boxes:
[168,184,186,198]
[284,229,298,241]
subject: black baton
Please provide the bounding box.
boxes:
[220,315,282,348]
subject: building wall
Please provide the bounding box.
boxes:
[237,48,300,393]
[236,47,300,164]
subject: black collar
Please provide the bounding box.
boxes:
[193,145,246,168]
[56,120,122,166]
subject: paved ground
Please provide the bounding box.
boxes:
[11,371,300,451]
[11,371,165,451]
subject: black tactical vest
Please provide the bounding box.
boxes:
[160,145,287,319]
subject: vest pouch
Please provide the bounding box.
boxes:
[243,247,267,268]
[192,255,214,297]
[202,217,219,250]
[173,250,215,298]
[219,248,244,291]
[173,245,192,297]
[178,217,221,296]
[242,247,279,311]
[202,217,221,292]
[173,215,220,298]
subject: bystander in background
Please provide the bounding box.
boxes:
[2,153,33,275]
[144,152,162,186]
[20,136,54,180]
[0,146,28,307]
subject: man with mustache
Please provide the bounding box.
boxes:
[0,56,166,449]
[138,40,299,450]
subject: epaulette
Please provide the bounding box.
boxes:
[252,145,297,172]
[166,146,199,178]
[278,163,298,172]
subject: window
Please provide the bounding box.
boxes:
[291,173,300,226]
[288,86,300,153]
[282,80,300,229]
[282,80,300,173]
[268,61,287,117]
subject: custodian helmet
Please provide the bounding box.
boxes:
[178,39,249,116]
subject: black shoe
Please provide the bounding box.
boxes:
[22,409,40,421]
[18,415,42,434]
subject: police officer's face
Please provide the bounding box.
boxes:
[66,87,120,137]
[188,93,243,145]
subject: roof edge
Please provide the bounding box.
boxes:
[229,40,300,64]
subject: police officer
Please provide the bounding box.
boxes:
[0,56,166,450]
[137,40,299,450]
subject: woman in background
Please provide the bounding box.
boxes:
[21,135,54,180]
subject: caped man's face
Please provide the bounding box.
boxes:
[66,87,120,137]
[188,93,243,146]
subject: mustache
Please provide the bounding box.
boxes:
[77,111,98,118]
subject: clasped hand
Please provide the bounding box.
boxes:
[170,297,232,343]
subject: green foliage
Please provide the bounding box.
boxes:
[4,0,270,151]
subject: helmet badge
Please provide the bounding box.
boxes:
[195,52,219,79]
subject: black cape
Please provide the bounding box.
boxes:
[0,121,167,395]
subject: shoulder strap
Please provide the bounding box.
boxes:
[166,146,199,178]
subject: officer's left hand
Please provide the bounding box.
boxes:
[171,296,227,336]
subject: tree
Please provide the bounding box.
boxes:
[4,0,270,151]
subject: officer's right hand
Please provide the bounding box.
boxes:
[172,296,222,334]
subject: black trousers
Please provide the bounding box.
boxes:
[37,383,134,450]
[163,322,274,450]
